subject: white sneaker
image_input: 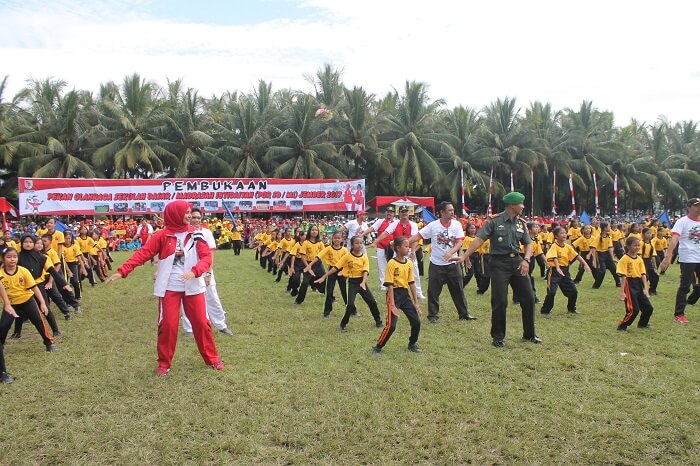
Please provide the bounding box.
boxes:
[417,294,427,300]
[380,286,387,291]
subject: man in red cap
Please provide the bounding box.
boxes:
[339,210,369,250]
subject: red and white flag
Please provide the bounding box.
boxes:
[614,172,619,215]
[487,166,494,216]
[530,168,535,217]
[552,166,557,216]
[569,173,576,216]
[593,172,600,216]
[461,166,468,216]
[510,171,514,192]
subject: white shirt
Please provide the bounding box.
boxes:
[344,219,368,248]
[419,219,464,266]
[671,215,700,263]
[196,226,217,285]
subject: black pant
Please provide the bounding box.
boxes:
[415,247,425,276]
[462,253,479,287]
[613,242,624,260]
[619,278,653,328]
[81,252,96,286]
[476,254,491,294]
[574,253,594,283]
[593,253,620,288]
[295,261,326,304]
[1,298,54,347]
[541,266,578,314]
[675,262,700,316]
[66,261,82,300]
[537,253,547,278]
[323,273,347,316]
[376,288,420,348]
[340,278,381,329]
[513,256,538,302]
[488,255,536,341]
[427,262,469,321]
[288,261,304,296]
[16,286,60,335]
[643,258,659,293]
[232,240,242,255]
[276,260,288,282]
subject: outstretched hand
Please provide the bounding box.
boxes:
[105,273,122,285]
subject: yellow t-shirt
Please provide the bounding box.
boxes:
[230,226,243,241]
[611,229,625,242]
[300,240,324,261]
[477,239,490,255]
[48,230,65,253]
[591,234,613,251]
[62,243,82,263]
[651,237,667,253]
[5,240,18,250]
[287,241,301,258]
[640,241,657,259]
[384,257,414,289]
[568,226,581,241]
[572,236,593,253]
[77,236,95,254]
[267,240,279,252]
[627,232,642,241]
[462,236,477,251]
[334,251,370,279]
[0,265,37,304]
[546,242,579,267]
[616,254,645,278]
[317,245,349,267]
[520,238,543,256]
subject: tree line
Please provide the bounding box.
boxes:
[1,65,698,214]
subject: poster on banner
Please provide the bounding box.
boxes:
[18,177,366,216]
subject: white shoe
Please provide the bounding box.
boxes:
[380,286,387,291]
[417,294,427,300]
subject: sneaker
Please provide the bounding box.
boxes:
[10,332,21,340]
[211,361,225,371]
[375,321,385,328]
[53,331,62,338]
[674,315,689,324]
[417,294,427,300]
[155,366,170,377]
[339,326,347,333]
[0,372,13,384]
[617,326,627,332]
[64,314,72,321]
[408,344,423,353]
[74,306,82,315]
[322,314,330,319]
[380,286,387,291]
[372,346,382,355]
[184,331,194,337]
[46,344,58,352]
[535,297,541,304]
[218,328,234,336]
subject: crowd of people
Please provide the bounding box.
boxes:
[1,196,698,382]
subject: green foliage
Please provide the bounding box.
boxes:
[1,66,699,212]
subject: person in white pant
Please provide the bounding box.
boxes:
[371,206,425,299]
[362,206,398,290]
[181,209,233,336]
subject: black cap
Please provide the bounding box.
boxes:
[687,197,700,207]
[399,206,409,212]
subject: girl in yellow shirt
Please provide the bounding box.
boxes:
[294,225,326,305]
[304,231,348,317]
[315,236,383,331]
[0,247,56,352]
[640,228,659,295]
[541,227,591,315]
[616,236,653,330]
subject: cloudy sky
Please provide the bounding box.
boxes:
[1,0,698,124]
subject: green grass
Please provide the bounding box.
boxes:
[2,249,698,465]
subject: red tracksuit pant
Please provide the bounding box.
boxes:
[158,290,220,369]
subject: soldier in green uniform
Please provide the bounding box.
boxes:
[458,192,541,347]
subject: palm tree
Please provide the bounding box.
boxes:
[380,81,449,195]
[15,78,96,178]
[264,94,345,179]
[92,74,178,178]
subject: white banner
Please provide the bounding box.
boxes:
[19,177,366,216]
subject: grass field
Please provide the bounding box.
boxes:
[1,249,698,465]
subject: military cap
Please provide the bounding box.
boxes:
[502,192,525,205]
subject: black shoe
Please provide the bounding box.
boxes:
[523,336,543,344]
[408,344,423,353]
[372,346,382,355]
[0,372,13,384]
[64,314,72,321]
[492,339,505,348]
[573,280,581,284]
[617,326,627,332]
[339,326,347,333]
[53,331,62,338]
[10,333,21,340]
[637,324,651,329]
[459,314,477,321]
[476,291,485,295]
[535,297,542,304]
[568,310,578,314]
[428,318,439,324]
[290,290,298,297]
[46,344,58,352]
[322,314,330,319]
[74,306,82,315]
[375,321,385,328]
[649,291,657,296]
[615,284,621,288]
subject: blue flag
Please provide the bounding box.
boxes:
[54,220,68,232]
[658,211,671,227]
[422,209,436,223]
[222,202,235,222]
[579,210,591,225]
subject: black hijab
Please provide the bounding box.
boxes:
[17,234,48,280]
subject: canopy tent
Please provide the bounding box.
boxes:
[0,197,19,231]
[367,196,435,215]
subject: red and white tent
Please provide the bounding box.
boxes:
[367,196,435,215]
[0,198,19,231]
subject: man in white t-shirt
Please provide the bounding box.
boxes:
[363,206,398,290]
[181,209,234,335]
[660,197,700,324]
[339,210,369,249]
[408,201,476,323]
[372,205,425,299]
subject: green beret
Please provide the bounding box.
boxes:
[502,192,525,204]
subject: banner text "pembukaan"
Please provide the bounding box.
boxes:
[161,180,268,191]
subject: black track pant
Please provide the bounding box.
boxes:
[340,278,381,329]
[618,277,653,329]
[541,266,578,314]
[66,261,82,300]
[643,258,659,293]
[323,273,347,316]
[675,262,700,316]
[376,288,420,348]
[232,240,242,256]
[295,261,326,304]
[1,298,54,347]
[593,253,620,288]
[15,286,60,336]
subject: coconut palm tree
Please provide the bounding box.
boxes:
[92,74,178,178]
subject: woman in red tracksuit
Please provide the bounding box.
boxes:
[106,201,224,376]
